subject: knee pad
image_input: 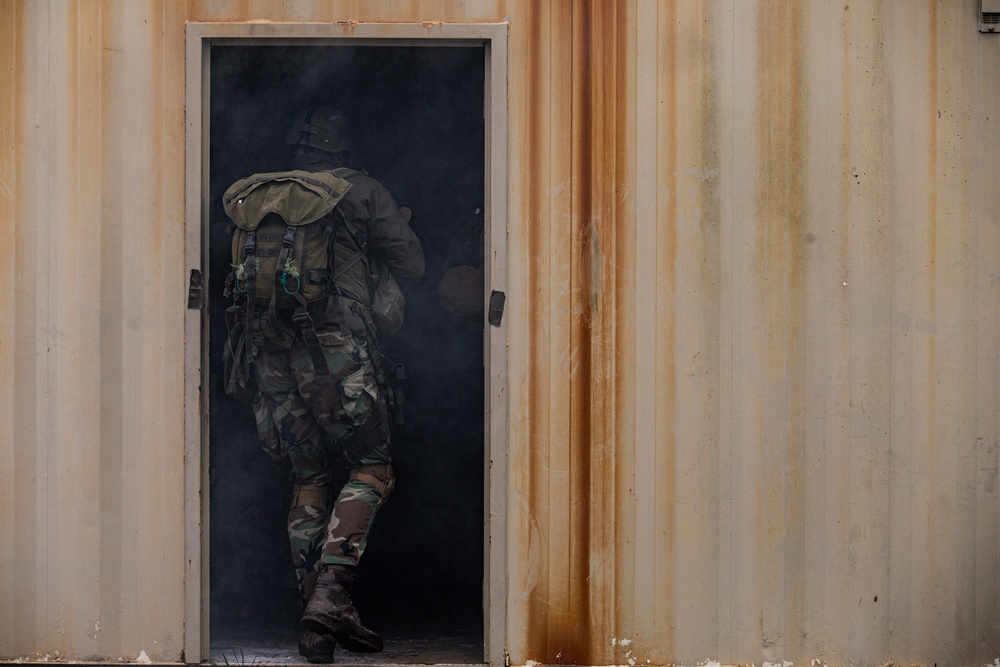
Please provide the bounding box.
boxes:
[292,483,330,511]
[349,464,395,508]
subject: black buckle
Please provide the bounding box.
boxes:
[291,310,313,329]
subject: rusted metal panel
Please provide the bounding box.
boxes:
[4,0,1000,665]
[509,1,1000,666]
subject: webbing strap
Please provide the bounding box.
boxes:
[333,247,366,281]
[292,304,333,385]
[244,231,257,365]
[329,204,371,300]
[270,226,297,338]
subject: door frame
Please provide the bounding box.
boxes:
[183,22,509,665]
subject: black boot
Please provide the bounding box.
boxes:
[301,565,383,653]
[298,571,337,662]
[298,629,336,663]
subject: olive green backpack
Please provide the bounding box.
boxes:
[225,170,351,310]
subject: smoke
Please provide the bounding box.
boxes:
[208,45,487,638]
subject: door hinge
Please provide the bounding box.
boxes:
[188,269,205,310]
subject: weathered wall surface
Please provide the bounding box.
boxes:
[2,0,999,664]
[508,2,1000,665]
[1,0,189,661]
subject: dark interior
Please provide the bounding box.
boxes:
[207,44,486,657]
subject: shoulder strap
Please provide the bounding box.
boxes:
[334,247,367,281]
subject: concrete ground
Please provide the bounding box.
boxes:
[209,629,484,666]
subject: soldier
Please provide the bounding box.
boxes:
[233,107,425,663]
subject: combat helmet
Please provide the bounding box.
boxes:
[285,106,353,154]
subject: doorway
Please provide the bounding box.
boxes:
[185,24,508,665]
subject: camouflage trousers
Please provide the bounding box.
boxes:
[251,316,394,598]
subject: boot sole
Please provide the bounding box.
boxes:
[301,611,384,653]
[300,641,335,663]
[299,633,336,663]
[304,649,335,664]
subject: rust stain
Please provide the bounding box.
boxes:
[524,0,549,660]
[679,0,724,658]
[10,0,41,652]
[609,0,633,654]
[784,0,808,652]
[524,1,621,663]
[567,2,594,661]
[753,0,812,650]
[655,0,678,659]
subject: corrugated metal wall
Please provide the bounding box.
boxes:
[1,0,189,662]
[2,1,999,664]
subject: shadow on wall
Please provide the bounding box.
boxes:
[207,45,487,637]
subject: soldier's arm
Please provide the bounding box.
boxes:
[366,181,425,284]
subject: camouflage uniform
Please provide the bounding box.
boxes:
[250,169,424,597]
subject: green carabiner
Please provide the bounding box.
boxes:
[281,271,301,295]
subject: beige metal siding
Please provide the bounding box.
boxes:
[2,1,1000,665]
[2,0,189,661]
[507,1,1000,665]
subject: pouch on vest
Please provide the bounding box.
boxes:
[222,317,257,403]
[370,259,405,336]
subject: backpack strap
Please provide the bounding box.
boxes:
[243,231,259,365]
[333,247,366,282]
[290,306,333,386]
[328,206,373,304]
[269,225,298,343]
[271,223,337,386]
[327,169,374,291]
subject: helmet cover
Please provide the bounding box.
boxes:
[285,106,353,154]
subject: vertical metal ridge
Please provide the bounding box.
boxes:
[628,0,658,661]
[0,0,20,654]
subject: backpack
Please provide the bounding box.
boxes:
[225,170,351,311]
[222,169,406,400]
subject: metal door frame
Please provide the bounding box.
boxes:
[183,22,509,665]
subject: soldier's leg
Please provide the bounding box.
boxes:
[288,455,338,664]
[254,347,333,594]
[287,320,393,566]
[285,458,332,590]
[321,439,394,567]
[300,426,392,653]
[298,324,393,652]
